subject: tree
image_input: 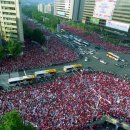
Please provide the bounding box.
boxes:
[32,29,46,46]
[6,39,22,58]
[0,110,36,130]
[23,23,33,39]
[0,45,5,61]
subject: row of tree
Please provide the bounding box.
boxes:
[22,6,130,46]
[0,110,36,130]
[23,23,46,46]
[22,6,61,32]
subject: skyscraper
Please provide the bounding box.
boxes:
[54,0,84,21]
[38,3,44,13]
[0,0,24,42]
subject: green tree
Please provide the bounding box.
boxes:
[32,29,46,46]
[23,23,33,39]
[0,45,5,61]
[0,110,36,130]
[6,39,22,58]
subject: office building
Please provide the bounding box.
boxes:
[0,0,24,42]
[82,0,130,32]
[54,0,84,21]
[44,4,54,14]
[112,0,130,24]
[38,3,54,14]
[38,3,44,13]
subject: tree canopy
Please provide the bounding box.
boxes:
[0,110,36,130]
[23,23,46,45]
[0,45,5,61]
[6,39,22,58]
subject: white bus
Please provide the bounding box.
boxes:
[35,69,57,78]
[63,64,83,72]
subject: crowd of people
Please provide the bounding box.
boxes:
[0,71,130,130]
[0,37,79,74]
[61,24,130,53]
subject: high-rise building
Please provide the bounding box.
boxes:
[82,0,95,23]
[54,0,84,21]
[38,3,54,14]
[38,3,44,13]
[44,4,54,14]
[0,0,24,42]
[112,0,130,24]
[82,0,130,32]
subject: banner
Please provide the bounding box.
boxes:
[93,0,117,20]
[106,21,129,32]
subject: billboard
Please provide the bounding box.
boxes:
[93,0,117,20]
[106,21,129,32]
[90,17,100,25]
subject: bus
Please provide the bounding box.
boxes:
[56,34,61,38]
[63,64,83,72]
[74,37,82,43]
[8,75,36,86]
[34,69,57,78]
[73,40,81,45]
[22,75,36,84]
[63,35,69,39]
[106,52,120,61]
[8,77,23,86]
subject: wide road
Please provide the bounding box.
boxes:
[0,21,130,90]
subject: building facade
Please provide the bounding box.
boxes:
[44,4,54,14]
[82,0,130,32]
[0,0,24,42]
[38,3,54,14]
[38,3,44,13]
[54,0,84,21]
[112,0,130,24]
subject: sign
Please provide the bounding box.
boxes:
[106,21,129,32]
[93,0,117,20]
[90,17,100,25]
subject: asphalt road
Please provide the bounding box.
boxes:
[0,22,130,90]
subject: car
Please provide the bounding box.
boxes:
[120,59,127,62]
[85,57,88,61]
[89,51,94,55]
[115,63,120,67]
[81,52,85,55]
[95,46,101,50]
[83,41,90,46]
[87,67,93,71]
[100,60,107,64]
[93,55,99,60]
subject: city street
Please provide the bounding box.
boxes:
[0,31,130,90]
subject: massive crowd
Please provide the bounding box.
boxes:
[0,72,130,130]
[61,24,130,53]
[0,37,79,74]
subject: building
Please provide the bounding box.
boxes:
[82,0,130,33]
[0,0,24,42]
[38,3,54,14]
[38,3,44,13]
[82,0,95,23]
[54,0,84,21]
[112,0,130,24]
[44,4,54,14]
